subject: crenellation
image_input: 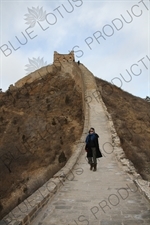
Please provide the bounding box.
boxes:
[53,51,75,65]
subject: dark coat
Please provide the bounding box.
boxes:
[85,133,102,158]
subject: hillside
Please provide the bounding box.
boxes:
[0,66,84,219]
[95,77,150,181]
[0,58,150,220]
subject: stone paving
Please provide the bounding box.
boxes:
[31,64,150,225]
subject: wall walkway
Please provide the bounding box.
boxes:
[1,63,150,225]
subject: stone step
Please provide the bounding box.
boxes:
[30,64,150,225]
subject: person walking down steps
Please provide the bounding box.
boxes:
[85,127,102,171]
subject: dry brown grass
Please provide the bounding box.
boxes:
[0,70,84,219]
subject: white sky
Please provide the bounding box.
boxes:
[0,0,150,98]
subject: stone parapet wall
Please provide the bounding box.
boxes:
[1,138,85,225]
[14,51,75,89]
[15,65,54,88]
[94,81,150,203]
[2,58,150,224]
[1,54,89,225]
[1,84,89,225]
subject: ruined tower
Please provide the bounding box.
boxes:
[53,51,75,65]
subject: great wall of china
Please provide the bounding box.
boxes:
[1,52,150,225]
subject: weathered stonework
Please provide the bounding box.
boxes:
[14,51,75,89]
[97,86,150,203]
[53,51,75,65]
[1,98,89,225]
[15,65,54,88]
[0,52,88,225]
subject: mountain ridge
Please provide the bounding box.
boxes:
[0,52,149,219]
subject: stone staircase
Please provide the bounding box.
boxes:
[1,62,150,225]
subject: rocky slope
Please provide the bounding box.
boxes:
[0,62,150,219]
[0,66,84,219]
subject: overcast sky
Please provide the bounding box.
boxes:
[0,0,149,98]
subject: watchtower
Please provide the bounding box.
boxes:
[53,51,75,65]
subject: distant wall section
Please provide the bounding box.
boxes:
[15,65,55,88]
[53,51,75,65]
[14,52,75,89]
